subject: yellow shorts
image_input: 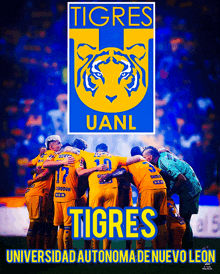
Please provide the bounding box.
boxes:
[139,188,167,215]
[89,187,118,209]
[25,195,45,222]
[54,199,76,227]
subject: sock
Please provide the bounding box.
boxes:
[44,223,58,250]
[136,238,145,250]
[27,221,38,249]
[50,225,58,249]
[103,238,111,250]
[152,223,168,249]
[181,214,193,250]
[125,240,132,250]
[182,223,193,250]
[170,223,186,249]
[57,226,64,251]
[84,240,91,249]
[63,226,72,250]
[44,223,52,250]
[151,239,157,249]
[136,223,145,250]
[91,239,100,250]
[36,222,45,249]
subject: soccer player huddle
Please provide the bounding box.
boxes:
[25,135,202,252]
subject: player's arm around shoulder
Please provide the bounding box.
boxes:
[124,155,145,166]
[27,169,52,187]
[168,174,187,196]
[76,159,108,177]
[99,167,129,184]
[75,156,86,177]
[159,157,187,195]
[28,154,40,168]
[43,155,75,169]
[28,154,45,176]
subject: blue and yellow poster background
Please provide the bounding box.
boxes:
[68,2,155,133]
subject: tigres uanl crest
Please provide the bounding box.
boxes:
[68,3,155,133]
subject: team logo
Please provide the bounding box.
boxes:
[68,3,155,133]
[75,43,149,113]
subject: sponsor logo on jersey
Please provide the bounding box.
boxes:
[55,193,66,198]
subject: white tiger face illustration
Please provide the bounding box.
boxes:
[74,43,148,113]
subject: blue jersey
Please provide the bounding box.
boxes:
[158,152,202,199]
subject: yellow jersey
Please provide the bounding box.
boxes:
[25,150,56,197]
[124,160,166,193]
[53,151,82,202]
[80,150,127,189]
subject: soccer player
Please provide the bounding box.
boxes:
[43,144,80,250]
[43,141,105,250]
[142,146,202,250]
[72,138,91,249]
[99,146,168,250]
[72,138,89,206]
[128,146,186,250]
[25,135,62,249]
[28,147,47,178]
[131,146,186,250]
[77,143,145,250]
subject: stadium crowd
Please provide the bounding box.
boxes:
[0,0,219,203]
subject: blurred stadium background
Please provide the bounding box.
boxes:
[0,0,220,270]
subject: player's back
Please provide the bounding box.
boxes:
[81,150,127,189]
[54,151,81,202]
[25,150,56,197]
[159,152,202,198]
[31,150,56,177]
[126,160,166,193]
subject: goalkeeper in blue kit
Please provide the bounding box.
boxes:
[142,146,202,250]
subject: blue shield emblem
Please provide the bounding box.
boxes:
[68,3,155,133]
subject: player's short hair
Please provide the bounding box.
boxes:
[96,143,108,152]
[60,143,75,153]
[45,135,61,150]
[72,138,87,151]
[61,143,71,149]
[143,146,160,158]
[130,146,143,156]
